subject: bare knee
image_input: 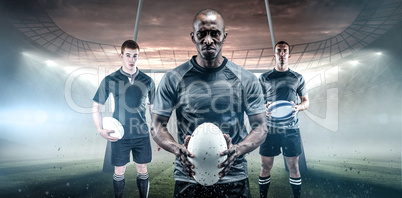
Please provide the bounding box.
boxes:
[261,163,272,175]
[260,157,274,177]
[288,163,299,174]
[136,164,147,174]
[286,157,300,178]
[114,165,127,175]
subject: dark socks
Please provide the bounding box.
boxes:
[259,175,271,198]
[137,172,149,198]
[113,174,125,198]
[289,177,302,198]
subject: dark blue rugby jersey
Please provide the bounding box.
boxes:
[259,68,307,129]
[153,56,265,183]
[93,68,155,139]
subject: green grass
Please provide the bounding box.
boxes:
[0,154,400,198]
[247,155,401,198]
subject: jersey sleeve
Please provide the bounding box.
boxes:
[93,77,110,105]
[258,74,269,104]
[147,79,156,105]
[297,75,307,96]
[245,75,265,116]
[152,72,178,117]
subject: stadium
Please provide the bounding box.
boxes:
[0,0,401,197]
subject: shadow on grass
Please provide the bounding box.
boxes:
[302,168,401,198]
[2,171,114,198]
[1,157,400,198]
[1,158,176,198]
[5,168,400,198]
[248,166,401,198]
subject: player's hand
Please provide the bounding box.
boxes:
[98,129,119,142]
[290,101,299,117]
[176,135,195,178]
[265,102,273,118]
[157,144,162,151]
[219,134,240,178]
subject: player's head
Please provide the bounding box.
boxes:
[191,9,227,61]
[274,41,290,51]
[120,40,140,73]
[121,40,140,54]
[192,9,225,32]
[274,41,291,68]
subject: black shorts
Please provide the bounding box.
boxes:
[173,178,251,198]
[259,127,302,157]
[111,136,152,166]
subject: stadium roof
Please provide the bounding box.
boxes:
[1,0,401,72]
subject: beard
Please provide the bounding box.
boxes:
[199,47,222,61]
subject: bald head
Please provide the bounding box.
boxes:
[191,9,227,65]
[193,9,225,31]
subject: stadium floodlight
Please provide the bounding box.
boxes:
[45,60,57,66]
[376,52,382,56]
[34,110,48,124]
[350,60,359,65]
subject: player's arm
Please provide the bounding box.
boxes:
[148,104,162,151]
[291,95,309,115]
[297,95,309,111]
[148,104,154,120]
[151,114,195,177]
[265,101,273,118]
[259,75,273,118]
[92,102,119,142]
[219,112,267,177]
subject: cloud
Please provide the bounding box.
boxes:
[32,0,366,51]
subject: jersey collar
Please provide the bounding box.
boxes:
[191,56,228,73]
[119,67,139,84]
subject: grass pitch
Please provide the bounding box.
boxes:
[0,153,400,198]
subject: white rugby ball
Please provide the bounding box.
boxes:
[187,123,227,186]
[268,100,294,120]
[102,117,124,139]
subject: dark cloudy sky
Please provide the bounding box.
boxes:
[37,0,367,51]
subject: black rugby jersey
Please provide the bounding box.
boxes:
[153,56,265,183]
[93,67,155,139]
[259,68,307,129]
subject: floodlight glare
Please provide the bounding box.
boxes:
[34,110,48,124]
[45,60,57,66]
[376,52,382,55]
[350,60,359,65]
